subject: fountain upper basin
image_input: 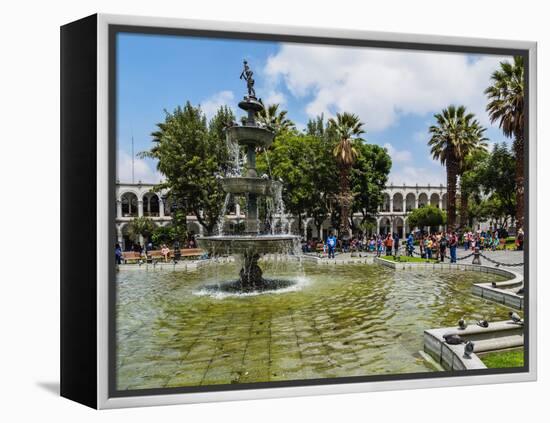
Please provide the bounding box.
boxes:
[196,235,299,256]
[222,177,282,196]
[227,126,275,148]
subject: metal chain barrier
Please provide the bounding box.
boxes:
[479,252,524,267]
[410,247,522,267]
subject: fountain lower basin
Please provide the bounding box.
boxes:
[196,235,299,256]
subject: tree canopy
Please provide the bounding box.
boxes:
[407,205,447,231]
[140,102,234,235]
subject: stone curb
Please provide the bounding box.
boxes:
[424,320,524,371]
[374,257,524,310]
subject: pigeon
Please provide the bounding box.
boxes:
[458,317,467,330]
[477,320,489,328]
[443,332,463,345]
[509,311,524,325]
[464,341,475,358]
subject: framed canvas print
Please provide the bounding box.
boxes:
[60,13,537,409]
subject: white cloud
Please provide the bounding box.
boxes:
[263,90,286,107]
[383,143,413,163]
[200,90,235,119]
[265,44,511,131]
[117,150,163,184]
[388,165,446,186]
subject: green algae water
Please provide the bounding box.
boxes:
[116,261,509,390]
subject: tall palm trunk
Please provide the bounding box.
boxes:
[514,135,524,230]
[338,164,352,238]
[446,156,458,229]
[459,187,468,229]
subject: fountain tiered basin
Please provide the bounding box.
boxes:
[221,177,282,196]
[196,93,299,291]
[196,234,298,256]
[226,126,275,147]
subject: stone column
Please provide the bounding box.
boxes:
[116,200,122,219]
[159,199,165,218]
[415,197,419,209]
[439,198,443,210]
[137,200,144,217]
[390,198,394,212]
[376,220,380,235]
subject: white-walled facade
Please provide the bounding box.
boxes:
[115,182,450,249]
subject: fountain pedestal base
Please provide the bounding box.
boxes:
[239,253,264,290]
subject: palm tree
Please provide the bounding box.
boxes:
[328,112,365,238]
[256,103,295,134]
[485,56,525,230]
[428,105,487,229]
[127,216,156,244]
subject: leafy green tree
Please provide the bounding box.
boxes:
[407,205,447,233]
[351,143,392,229]
[150,224,177,247]
[459,149,490,227]
[127,217,156,243]
[257,132,335,235]
[461,143,516,229]
[485,56,525,229]
[428,105,487,229]
[328,112,366,238]
[140,102,233,235]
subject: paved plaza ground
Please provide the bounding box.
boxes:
[115,254,519,390]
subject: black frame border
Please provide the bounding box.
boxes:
[107,23,530,399]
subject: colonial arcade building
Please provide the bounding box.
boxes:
[116,182,448,250]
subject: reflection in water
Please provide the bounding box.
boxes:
[116,262,508,390]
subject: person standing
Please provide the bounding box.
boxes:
[384,233,393,256]
[393,233,400,256]
[326,232,337,259]
[439,233,448,262]
[115,243,122,265]
[449,231,458,263]
[407,233,414,256]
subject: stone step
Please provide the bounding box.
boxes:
[474,335,524,353]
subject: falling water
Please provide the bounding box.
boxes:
[216,193,232,235]
[227,130,243,177]
[273,184,290,234]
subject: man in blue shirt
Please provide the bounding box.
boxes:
[406,233,414,256]
[326,232,337,259]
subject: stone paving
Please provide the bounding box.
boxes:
[116,260,511,391]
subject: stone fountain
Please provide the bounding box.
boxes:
[196,61,299,291]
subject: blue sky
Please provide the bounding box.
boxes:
[116,32,513,186]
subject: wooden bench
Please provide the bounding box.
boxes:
[180,248,204,258]
[145,248,204,262]
[146,250,167,260]
[122,251,142,264]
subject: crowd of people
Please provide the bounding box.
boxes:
[300,226,524,263]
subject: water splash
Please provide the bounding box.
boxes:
[193,275,310,299]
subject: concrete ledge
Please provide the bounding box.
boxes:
[424,320,524,371]
[472,283,524,310]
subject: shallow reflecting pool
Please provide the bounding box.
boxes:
[116,261,509,390]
